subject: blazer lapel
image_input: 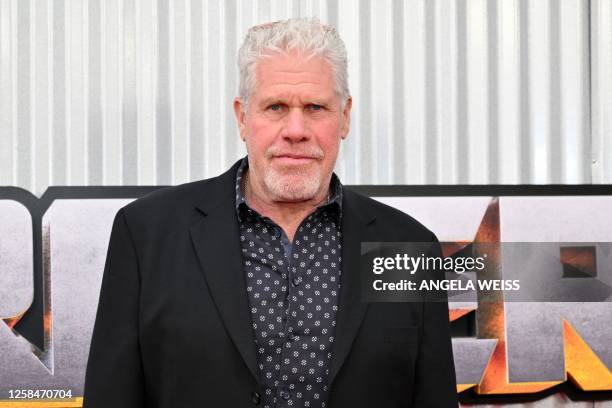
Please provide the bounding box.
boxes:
[189,163,259,383]
[329,189,376,385]
[187,164,377,387]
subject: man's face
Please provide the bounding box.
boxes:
[234,50,351,202]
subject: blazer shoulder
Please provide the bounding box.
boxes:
[121,160,241,224]
[119,174,227,232]
[344,188,438,242]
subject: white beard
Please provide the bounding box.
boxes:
[262,164,322,201]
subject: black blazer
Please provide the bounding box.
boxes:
[83,160,458,408]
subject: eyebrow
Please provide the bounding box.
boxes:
[258,97,333,106]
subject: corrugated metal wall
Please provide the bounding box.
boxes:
[0,0,609,197]
[592,0,612,184]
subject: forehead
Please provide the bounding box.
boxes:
[252,51,337,100]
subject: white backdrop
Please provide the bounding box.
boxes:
[0,0,611,196]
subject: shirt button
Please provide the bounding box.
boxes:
[251,391,261,405]
[280,389,290,400]
[292,277,300,286]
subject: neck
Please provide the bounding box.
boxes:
[244,170,331,241]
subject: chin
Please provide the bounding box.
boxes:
[264,172,322,202]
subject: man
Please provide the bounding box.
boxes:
[84,18,457,408]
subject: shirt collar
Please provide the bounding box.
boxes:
[234,156,343,224]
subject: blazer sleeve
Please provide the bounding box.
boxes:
[83,208,145,408]
[411,237,459,407]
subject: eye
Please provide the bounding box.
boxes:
[308,104,324,111]
[267,104,283,112]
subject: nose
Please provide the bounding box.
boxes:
[281,108,310,142]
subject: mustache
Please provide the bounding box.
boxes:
[265,145,325,160]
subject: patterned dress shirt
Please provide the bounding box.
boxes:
[235,157,343,408]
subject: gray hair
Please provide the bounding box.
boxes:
[237,17,350,110]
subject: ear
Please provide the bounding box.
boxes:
[340,97,352,140]
[234,97,247,141]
